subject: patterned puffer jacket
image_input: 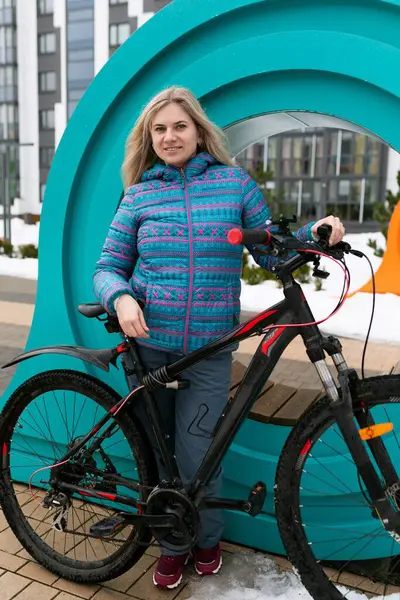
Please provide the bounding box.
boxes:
[93,152,314,354]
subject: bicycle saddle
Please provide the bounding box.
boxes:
[77,302,107,318]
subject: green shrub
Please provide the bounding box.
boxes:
[241,250,312,286]
[294,263,311,284]
[19,244,38,259]
[314,277,323,291]
[0,239,13,257]
[367,238,384,258]
[242,263,276,285]
[242,250,276,285]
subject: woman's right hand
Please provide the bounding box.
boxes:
[114,295,150,339]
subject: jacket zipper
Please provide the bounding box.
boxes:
[182,167,193,354]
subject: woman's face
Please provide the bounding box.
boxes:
[150,102,200,168]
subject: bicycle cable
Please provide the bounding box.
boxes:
[253,248,376,384]
[27,384,145,505]
[256,248,351,338]
[356,251,376,380]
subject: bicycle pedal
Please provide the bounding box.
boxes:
[244,481,267,517]
[89,515,126,538]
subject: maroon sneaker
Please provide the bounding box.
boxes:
[193,543,222,576]
[152,553,190,589]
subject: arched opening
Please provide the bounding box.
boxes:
[225,112,398,231]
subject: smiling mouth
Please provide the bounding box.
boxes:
[164,147,182,151]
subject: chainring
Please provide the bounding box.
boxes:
[146,487,199,553]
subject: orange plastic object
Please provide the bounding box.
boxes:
[359,423,394,440]
[349,201,400,296]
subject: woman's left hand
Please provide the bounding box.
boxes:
[311,215,345,246]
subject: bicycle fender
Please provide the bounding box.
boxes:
[0,345,119,372]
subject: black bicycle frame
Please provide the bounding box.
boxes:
[128,275,327,499]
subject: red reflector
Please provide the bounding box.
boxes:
[227,229,243,245]
[300,439,312,456]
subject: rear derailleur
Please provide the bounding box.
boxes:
[42,490,71,533]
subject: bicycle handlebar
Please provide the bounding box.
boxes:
[227,228,271,246]
[227,221,362,273]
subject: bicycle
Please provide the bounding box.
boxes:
[1,216,400,599]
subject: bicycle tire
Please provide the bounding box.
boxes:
[0,369,158,584]
[276,374,400,600]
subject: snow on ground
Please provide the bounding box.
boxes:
[0,216,40,246]
[186,550,374,600]
[0,255,38,279]
[0,218,39,280]
[0,219,399,345]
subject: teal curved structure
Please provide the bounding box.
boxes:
[3,0,400,558]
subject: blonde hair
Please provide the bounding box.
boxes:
[122,86,235,188]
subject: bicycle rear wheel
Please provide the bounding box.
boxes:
[276,374,400,599]
[0,369,158,583]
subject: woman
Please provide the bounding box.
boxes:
[93,86,345,589]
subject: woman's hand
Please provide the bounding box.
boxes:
[114,295,150,339]
[311,215,345,246]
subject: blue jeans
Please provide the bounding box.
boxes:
[123,343,233,555]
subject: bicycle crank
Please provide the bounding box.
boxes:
[146,486,199,553]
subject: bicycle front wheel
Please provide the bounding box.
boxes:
[276,374,400,600]
[0,369,158,584]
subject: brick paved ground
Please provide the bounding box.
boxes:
[0,526,261,600]
[0,275,399,598]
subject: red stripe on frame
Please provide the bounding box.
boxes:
[261,327,285,355]
[95,491,117,501]
[235,309,278,338]
[77,490,117,501]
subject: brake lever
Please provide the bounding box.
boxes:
[324,241,363,258]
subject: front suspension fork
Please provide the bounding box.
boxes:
[331,371,400,534]
[316,337,399,491]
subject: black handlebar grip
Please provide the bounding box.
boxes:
[227,228,271,246]
[316,224,332,241]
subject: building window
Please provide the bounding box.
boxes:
[40,183,46,202]
[38,0,53,15]
[0,103,17,138]
[109,23,130,47]
[40,146,54,168]
[0,65,17,101]
[67,0,94,119]
[69,9,93,22]
[39,108,54,129]
[38,32,56,54]
[0,25,16,64]
[280,134,315,178]
[340,131,355,175]
[0,1,14,26]
[365,138,380,176]
[39,71,56,92]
